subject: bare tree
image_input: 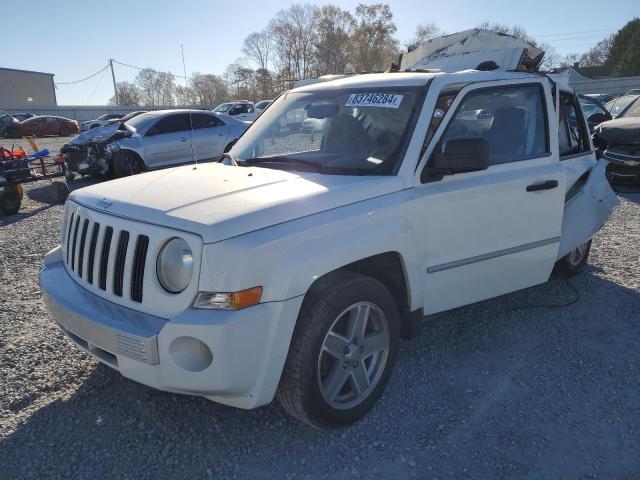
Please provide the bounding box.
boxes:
[351,3,399,72]
[109,81,140,106]
[135,69,176,106]
[313,5,356,75]
[406,22,444,50]
[243,31,273,71]
[269,4,317,80]
[580,35,614,67]
[190,73,229,106]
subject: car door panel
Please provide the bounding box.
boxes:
[142,114,193,168]
[192,125,229,161]
[413,80,565,315]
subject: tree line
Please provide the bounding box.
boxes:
[109,6,640,107]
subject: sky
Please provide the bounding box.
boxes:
[3,0,637,105]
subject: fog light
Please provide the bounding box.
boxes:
[168,336,213,372]
[193,287,262,310]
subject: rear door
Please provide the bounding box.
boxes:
[189,113,229,160]
[414,79,566,315]
[142,114,193,168]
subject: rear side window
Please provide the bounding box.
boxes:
[436,84,548,165]
[148,114,190,135]
[559,92,590,157]
[191,113,224,129]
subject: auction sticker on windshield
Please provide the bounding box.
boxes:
[345,93,404,108]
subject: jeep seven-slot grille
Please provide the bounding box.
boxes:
[64,212,149,303]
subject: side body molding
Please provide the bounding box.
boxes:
[558,160,619,259]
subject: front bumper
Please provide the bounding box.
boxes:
[40,247,304,409]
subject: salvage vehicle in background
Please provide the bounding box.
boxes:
[0,111,20,137]
[578,95,612,132]
[81,113,125,131]
[604,94,640,119]
[593,98,640,184]
[40,29,618,428]
[213,101,257,121]
[62,109,248,178]
[254,100,272,114]
[5,115,79,138]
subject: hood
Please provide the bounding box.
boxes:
[595,117,640,144]
[68,123,121,146]
[69,163,404,243]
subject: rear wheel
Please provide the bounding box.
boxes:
[277,272,400,428]
[553,240,591,277]
[113,151,144,177]
[0,185,23,215]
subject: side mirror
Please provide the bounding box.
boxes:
[587,112,608,125]
[431,138,490,172]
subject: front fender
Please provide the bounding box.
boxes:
[200,191,423,310]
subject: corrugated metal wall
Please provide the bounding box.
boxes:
[0,69,56,109]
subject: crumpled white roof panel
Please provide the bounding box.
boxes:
[401,29,544,73]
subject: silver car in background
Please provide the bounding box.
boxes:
[64,109,249,178]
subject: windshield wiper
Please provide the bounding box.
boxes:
[241,155,325,172]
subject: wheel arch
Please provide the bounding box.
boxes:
[304,252,418,339]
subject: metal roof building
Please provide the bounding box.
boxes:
[0,67,57,110]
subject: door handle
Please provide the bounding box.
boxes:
[180,137,188,142]
[526,180,558,192]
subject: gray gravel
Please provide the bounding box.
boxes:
[1,139,639,479]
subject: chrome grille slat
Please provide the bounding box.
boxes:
[70,216,80,272]
[87,223,100,284]
[77,219,89,278]
[99,227,113,291]
[66,212,75,262]
[131,235,149,302]
[113,231,130,297]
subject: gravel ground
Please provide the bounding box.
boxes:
[1,138,639,479]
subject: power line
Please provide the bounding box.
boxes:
[54,64,109,85]
[112,59,191,79]
[85,67,109,105]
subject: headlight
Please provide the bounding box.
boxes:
[105,142,120,154]
[156,238,193,293]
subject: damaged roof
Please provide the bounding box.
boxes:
[400,28,545,73]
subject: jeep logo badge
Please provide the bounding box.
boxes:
[97,198,113,209]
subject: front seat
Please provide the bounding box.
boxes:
[323,114,372,159]
[488,107,526,162]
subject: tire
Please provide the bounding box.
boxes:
[5,127,21,139]
[53,182,70,204]
[277,272,400,429]
[0,186,23,216]
[59,126,70,137]
[553,240,592,278]
[112,151,144,178]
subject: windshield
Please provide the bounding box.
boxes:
[606,96,637,117]
[124,112,157,131]
[213,103,232,113]
[621,98,640,118]
[255,101,271,110]
[231,87,424,175]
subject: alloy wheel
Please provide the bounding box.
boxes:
[317,301,390,410]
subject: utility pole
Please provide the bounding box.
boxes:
[109,59,118,105]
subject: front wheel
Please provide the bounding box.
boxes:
[59,126,70,136]
[277,272,400,428]
[553,240,592,277]
[112,151,144,177]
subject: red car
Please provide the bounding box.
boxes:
[8,115,79,137]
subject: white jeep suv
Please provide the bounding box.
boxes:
[41,69,617,428]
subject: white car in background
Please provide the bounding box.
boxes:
[254,100,272,114]
[212,101,257,122]
[81,113,125,131]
